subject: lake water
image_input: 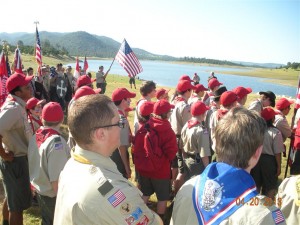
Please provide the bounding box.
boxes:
[67,59,297,97]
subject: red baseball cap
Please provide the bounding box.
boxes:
[179,75,192,82]
[232,86,252,99]
[74,86,101,100]
[208,78,223,90]
[26,97,45,110]
[156,88,170,99]
[261,107,278,121]
[42,102,64,123]
[194,84,208,93]
[153,99,174,115]
[191,101,210,116]
[6,73,33,92]
[177,80,196,92]
[112,88,136,101]
[140,101,154,116]
[220,91,238,106]
[76,75,96,87]
[275,98,294,110]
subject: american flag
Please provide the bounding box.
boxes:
[271,209,285,224]
[83,56,88,73]
[0,51,9,107]
[35,27,42,75]
[295,75,300,109]
[107,190,126,207]
[115,39,143,76]
[13,47,22,73]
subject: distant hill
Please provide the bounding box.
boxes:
[0,31,175,61]
[0,31,284,67]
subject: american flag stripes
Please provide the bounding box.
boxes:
[107,190,126,207]
[35,27,42,67]
[271,209,285,224]
[116,39,143,76]
[73,57,80,80]
[13,47,22,73]
[295,75,300,109]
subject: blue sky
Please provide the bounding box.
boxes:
[2,0,299,64]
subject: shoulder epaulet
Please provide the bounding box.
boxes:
[54,137,61,142]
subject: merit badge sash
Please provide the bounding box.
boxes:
[192,162,258,225]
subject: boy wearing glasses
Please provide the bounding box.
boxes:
[0,73,33,225]
[54,94,162,224]
[111,88,136,179]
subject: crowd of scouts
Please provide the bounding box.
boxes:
[0,64,299,225]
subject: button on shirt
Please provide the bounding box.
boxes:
[54,146,162,225]
[0,95,32,156]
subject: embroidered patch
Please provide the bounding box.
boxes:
[137,215,149,225]
[120,202,132,214]
[125,207,143,225]
[98,180,113,196]
[108,190,126,207]
[54,143,63,150]
[271,209,285,224]
[54,137,61,142]
[89,166,97,175]
[202,180,224,211]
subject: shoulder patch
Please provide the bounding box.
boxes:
[98,180,114,196]
[107,189,126,207]
[54,142,63,150]
[271,209,285,224]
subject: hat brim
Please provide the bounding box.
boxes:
[126,92,136,99]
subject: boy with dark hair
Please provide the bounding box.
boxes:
[248,90,276,113]
[133,81,156,134]
[171,107,286,225]
[0,73,33,225]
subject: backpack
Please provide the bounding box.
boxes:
[293,120,300,149]
[133,123,165,173]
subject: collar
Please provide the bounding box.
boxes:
[10,94,27,108]
[187,119,201,129]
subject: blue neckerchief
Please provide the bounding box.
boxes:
[192,162,258,225]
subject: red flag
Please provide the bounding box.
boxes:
[295,75,300,109]
[35,26,42,76]
[83,56,88,73]
[115,39,143,76]
[13,47,22,73]
[73,57,80,80]
[0,51,9,107]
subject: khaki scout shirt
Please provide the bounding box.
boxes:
[96,71,105,83]
[170,100,191,136]
[181,123,211,157]
[54,146,162,225]
[262,127,285,156]
[276,175,300,224]
[0,95,32,156]
[28,128,70,197]
[171,176,286,225]
[248,99,263,114]
[274,113,292,142]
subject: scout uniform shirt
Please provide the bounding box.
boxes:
[171,164,286,225]
[0,95,32,156]
[28,126,70,197]
[248,99,263,114]
[274,112,292,142]
[170,97,191,136]
[262,127,284,156]
[181,120,211,179]
[54,146,162,225]
[276,175,300,224]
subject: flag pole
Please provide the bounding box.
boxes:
[34,21,41,77]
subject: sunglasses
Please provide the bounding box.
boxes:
[93,121,125,130]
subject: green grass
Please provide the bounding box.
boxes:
[0,55,297,224]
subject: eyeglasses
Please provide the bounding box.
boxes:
[93,121,125,130]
